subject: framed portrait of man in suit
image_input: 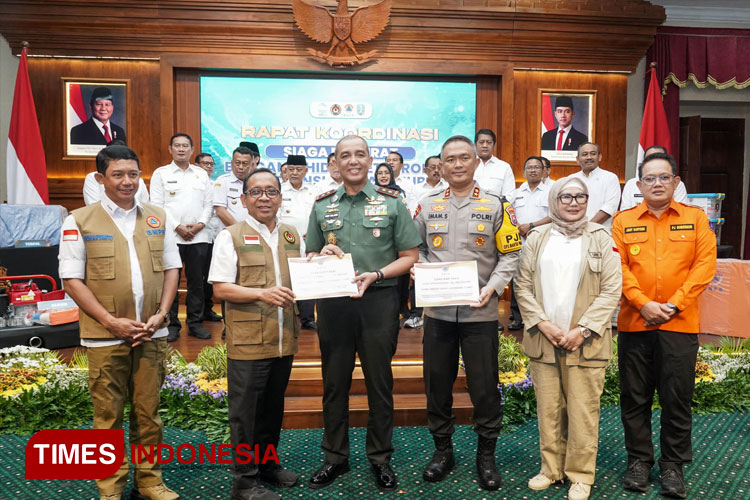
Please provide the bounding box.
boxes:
[538,90,596,163]
[63,78,129,158]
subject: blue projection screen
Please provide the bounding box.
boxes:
[200,76,476,186]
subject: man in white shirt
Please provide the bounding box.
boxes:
[386,151,418,214]
[570,143,621,231]
[59,144,181,500]
[507,156,553,331]
[414,155,447,203]
[314,152,343,195]
[473,129,516,198]
[240,141,262,170]
[279,154,317,330]
[620,145,687,211]
[540,156,555,187]
[150,133,214,341]
[195,152,223,322]
[214,146,254,230]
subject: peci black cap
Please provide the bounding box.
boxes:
[239,141,260,156]
[286,154,307,166]
[554,96,574,111]
[90,87,113,106]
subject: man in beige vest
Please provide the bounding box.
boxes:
[209,168,301,500]
[59,145,181,500]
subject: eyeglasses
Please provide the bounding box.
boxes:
[558,194,589,205]
[525,165,543,171]
[245,188,281,198]
[641,174,675,186]
[198,161,214,167]
[424,166,439,172]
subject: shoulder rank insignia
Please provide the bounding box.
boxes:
[376,186,399,198]
[472,186,481,198]
[316,189,337,201]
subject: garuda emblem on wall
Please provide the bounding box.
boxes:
[292,0,392,66]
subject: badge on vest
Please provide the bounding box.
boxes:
[244,235,260,245]
[284,231,296,244]
[146,216,161,228]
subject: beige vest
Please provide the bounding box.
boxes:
[224,221,300,361]
[72,202,167,339]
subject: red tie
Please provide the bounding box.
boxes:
[103,124,112,143]
[556,129,564,150]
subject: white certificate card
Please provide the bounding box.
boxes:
[414,261,480,307]
[287,254,359,300]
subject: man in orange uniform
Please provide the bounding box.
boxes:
[612,153,716,499]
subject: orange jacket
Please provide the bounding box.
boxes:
[612,200,716,334]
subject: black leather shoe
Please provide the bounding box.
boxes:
[309,461,350,489]
[423,436,454,482]
[166,326,180,342]
[497,323,504,332]
[203,310,223,321]
[301,320,318,332]
[372,463,397,492]
[188,324,211,339]
[260,463,298,487]
[623,458,651,492]
[508,319,524,330]
[230,483,280,500]
[660,467,687,498]
[476,437,501,491]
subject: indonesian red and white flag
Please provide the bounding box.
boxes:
[637,66,671,167]
[541,93,555,135]
[6,47,48,205]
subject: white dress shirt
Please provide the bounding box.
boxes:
[150,162,213,244]
[314,175,341,196]
[279,182,316,240]
[415,178,447,204]
[473,156,516,198]
[620,177,688,211]
[543,177,556,188]
[59,194,182,347]
[83,171,149,206]
[540,229,582,331]
[509,181,550,225]
[570,167,621,230]
[213,173,248,229]
[208,215,285,349]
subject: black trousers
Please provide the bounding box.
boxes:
[397,275,410,318]
[297,299,315,323]
[228,355,294,488]
[317,286,399,465]
[509,280,521,322]
[408,283,423,318]
[618,330,699,469]
[169,243,208,328]
[202,242,215,312]
[423,316,502,440]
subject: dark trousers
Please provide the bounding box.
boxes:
[297,299,315,323]
[228,355,294,488]
[618,330,699,470]
[408,283,423,318]
[317,286,399,465]
[202,242,215,313]
[397,275,410,318]
[169,243,208,328]
[509,280,521,322]
[423,316,502,440]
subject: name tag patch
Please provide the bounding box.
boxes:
[83,234,113,241]
[625,226,647,233]
[147,229,165,236]
[670,224,694,231]
[243,235,260,245]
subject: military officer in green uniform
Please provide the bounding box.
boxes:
[305,135,421,493]
[414,135,521,491]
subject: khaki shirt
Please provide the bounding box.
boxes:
[305,182,422,287]
[414,183,521,322]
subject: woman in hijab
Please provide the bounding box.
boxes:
[514,176,622,500]
[374,162,405,195]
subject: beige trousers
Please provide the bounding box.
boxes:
[529,355,606,485]
[87,339,168,495]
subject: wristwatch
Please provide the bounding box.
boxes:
[155,308,170,322]
[579,325,592,338]
[529,222,535,230]
[374,270,385,284]
[666,302,679,313]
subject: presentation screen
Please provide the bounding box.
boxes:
[200,76,477,186]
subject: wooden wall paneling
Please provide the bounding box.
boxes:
[512,70,628,183]
[173,71,201,157]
